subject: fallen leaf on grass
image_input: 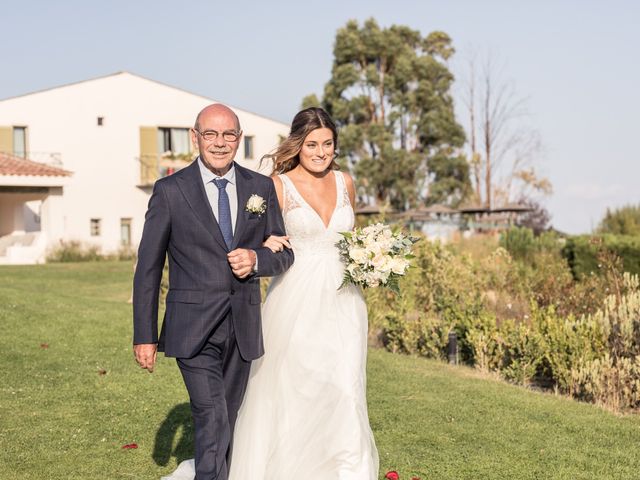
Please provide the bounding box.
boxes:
[121,443,138,449]
[40,343,49,349]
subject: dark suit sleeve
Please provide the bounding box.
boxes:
[132,181,171,345]
[254,179,294,278]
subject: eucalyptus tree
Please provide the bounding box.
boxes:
[303,18,470,209]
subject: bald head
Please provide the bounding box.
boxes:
[191,103,243,176]
[195,103,240,131]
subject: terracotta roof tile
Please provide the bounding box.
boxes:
[0,152,72,177]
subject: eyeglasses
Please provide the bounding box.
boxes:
[193,128,242,142]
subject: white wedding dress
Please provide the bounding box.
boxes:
[162,170,378,480]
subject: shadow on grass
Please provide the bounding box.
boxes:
[153,403,194,466]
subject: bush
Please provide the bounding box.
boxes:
[499,227,563,262]
[468,274,640,411]
[562,234,640,278]
[47,241,138,263]
[598,204,640,235]
[366,229,640,411]
[46,240,103,262]
[367,239,488,361]
[571,355,640,412]
[568,274,640,410]
[116,246,137,261]
[499,227,536,260]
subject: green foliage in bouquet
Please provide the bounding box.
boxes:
[337,224,419,293]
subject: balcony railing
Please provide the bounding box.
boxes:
[137,153,192,186]
[26,152,63,167]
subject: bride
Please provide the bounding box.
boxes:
[163,107,378,480]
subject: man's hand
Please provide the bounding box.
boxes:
[227,248,257,278]
[134,343,157,373]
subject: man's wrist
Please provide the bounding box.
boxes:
[252,249,259,273]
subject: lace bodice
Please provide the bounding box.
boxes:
[278,171,354,256]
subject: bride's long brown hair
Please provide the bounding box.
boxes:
[263,107,340,175]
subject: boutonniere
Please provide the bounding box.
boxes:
[245,194,266,215]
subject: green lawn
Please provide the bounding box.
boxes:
[1,261,639,480]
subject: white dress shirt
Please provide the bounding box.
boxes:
[197,158,258,271]
[198,157,238,233]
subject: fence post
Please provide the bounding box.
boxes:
[448,331,458,365]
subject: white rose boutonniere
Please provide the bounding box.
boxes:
[246,194,266,215]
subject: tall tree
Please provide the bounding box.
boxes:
[461,52,551,208]
[303,19,469,209]
[514,197,551,234]
[598,204,640,235]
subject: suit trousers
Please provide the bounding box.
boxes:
[176,312,251,480]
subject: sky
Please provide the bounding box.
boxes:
[2,0,638,234]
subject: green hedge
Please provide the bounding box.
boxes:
[562,234,640,278]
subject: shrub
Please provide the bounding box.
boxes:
[531,304,606,392]
[47,241,138,263]
[500,227,564,260]
[500,321,546,385]
[570,355,640,412]
[472,274,640,411]
[368,238,492,362]
[562,234,640,278]
[363,228,640,411]
[116,246,137,261]
[568,274,640,410]
[499,227,536,260]
[598,204,640,236]
[46,240,103,262]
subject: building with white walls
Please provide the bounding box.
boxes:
[0,72,289,264]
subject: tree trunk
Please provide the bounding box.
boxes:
[483,72,492,210]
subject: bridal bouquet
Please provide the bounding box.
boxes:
[337,223,418,293]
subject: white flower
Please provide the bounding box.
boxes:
[389,257,409,275]
[364,271,380,287]
[371,252,391,271]
[348,246,368,265]
[246,194,266,214]
[337,223,418,292]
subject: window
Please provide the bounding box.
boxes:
[158,127,190,155]
[13,127,26,158]
[120,218,132,246]
[97,117,104,126]
[244,136,254,159]
[90,218,101,236]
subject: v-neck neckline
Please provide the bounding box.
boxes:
[283,170,340,230]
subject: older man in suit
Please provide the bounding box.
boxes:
[133,104,294,480]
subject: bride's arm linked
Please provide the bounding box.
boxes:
[263,235,291,252]
[261,175,292,253]
[251,176,294,276]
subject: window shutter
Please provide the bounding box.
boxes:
[139,127,158,185]
[0,127,13,155]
